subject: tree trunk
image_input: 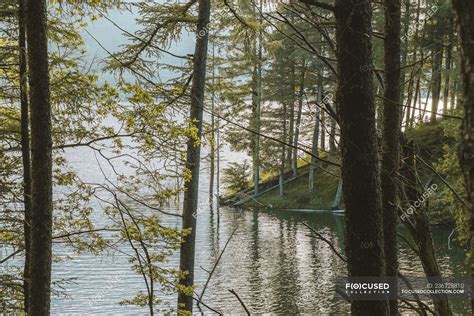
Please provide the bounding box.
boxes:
[381,0,401,314]
[25,0,53,314]
[399,0,410,120]
[422,85,431,121]
[177,0,211,312]
[253,9,263,196]
[286,60,296,168]
[209,43,216,213]
[331,178,343,210]
[410,1,423,127]
[293,59,306,176]
[411,75,421,127]
[399,138,452,316]
[335,1,388,314]
[443,15,454,115]
[450,76,457,111]
[453,0,474,312]
[19,0,31,312]
[280,76,287,196]
[329,117,336,151]
[309,83,321,192]
[430,40,443,122]
[320,109,326,151]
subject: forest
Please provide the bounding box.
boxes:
[1,0,474,315]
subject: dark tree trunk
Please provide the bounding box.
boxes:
[381,0,401,314]
[293,59,306,176]
[453,0,474,312]
[25,0,53,314]
[19,0,31,312]
[399,0,410,119]
[329,117,336,151]
[177,0,211,312]
[399,138,452,316]
[335,1,388,314]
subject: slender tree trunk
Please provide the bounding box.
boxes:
[450,76,457,111]
[280,65,287,196]
[209,42,216,213]
[25,0,53,314]
[430,40,443,122]
[320,110,326,151]
[453,0,474,313]
[411,75,421,127]
[443,16,454,115]
[286,60,296,168]
[309,83,321,192]
[408,0,422,129]
[335,1,388,314]
[329,117,336,151]
[18,0,31,312]
[381,0,401,314]
[331,178,343,210]
[253,6,263,196]
[293,59,306,176]
[399,0,410,121]
[177,0,211,312]
[422,85,431,121]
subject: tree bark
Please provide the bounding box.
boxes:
[453,0,474,312]
[25,0,53,314]
[280,70,287,196]
[286,60,296,168]
[335,1,388,314]
[381,0,401,314]
[329,117,336,151]
[292,59,306,176]
[443,15,453,115]
[320,109,326,151]
[19,0,31,312]
[309,83,321,192]
[209,43,216,213]
[399,138,452,316]
[430,30,443,122]
[177,0,211,312]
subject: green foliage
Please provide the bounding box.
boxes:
[432,113,469,244]
[223,160,252,194]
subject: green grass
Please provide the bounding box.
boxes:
[246,164,341,210]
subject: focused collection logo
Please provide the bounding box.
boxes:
[345,282,390,295]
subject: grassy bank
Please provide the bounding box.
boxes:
[246,163,341,210]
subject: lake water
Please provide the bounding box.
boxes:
[46,142,469,314]
[49,200,469,314]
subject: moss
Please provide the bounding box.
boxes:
[405,121,454,163]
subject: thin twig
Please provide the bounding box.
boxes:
[228,289,251,315]
[199,226,238,302]
[302,222,347,262]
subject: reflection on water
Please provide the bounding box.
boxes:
[51,205,469,314]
